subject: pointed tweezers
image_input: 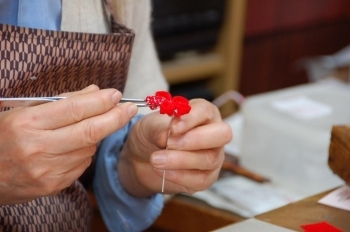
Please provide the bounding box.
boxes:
[0,97,151,108]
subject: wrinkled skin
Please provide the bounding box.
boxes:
[0,85,137,205]
[0,84,232,205]
[118,98,232,197]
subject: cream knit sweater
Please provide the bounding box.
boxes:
[60,0,168,114]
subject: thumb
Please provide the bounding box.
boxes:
[143,112,171,149]
[130,112,171,161]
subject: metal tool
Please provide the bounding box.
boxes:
[0,97,151,108]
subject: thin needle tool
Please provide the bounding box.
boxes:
[0,96,153,108]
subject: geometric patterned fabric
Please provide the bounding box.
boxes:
[0,181,92,232]
[0,21,135,230]
[0,22,134,111]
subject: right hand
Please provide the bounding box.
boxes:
[0,85,137,206]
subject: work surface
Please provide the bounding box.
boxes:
[216,187,350,232]
[91,186,350,232]
[256,188,350,231]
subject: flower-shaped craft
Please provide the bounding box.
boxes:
[145,91,191,192]
[146,91,191,117]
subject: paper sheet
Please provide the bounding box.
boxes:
[318,185,350,211]
[191,176,299,218]
[271,96,332,120]
[214,218,297,232]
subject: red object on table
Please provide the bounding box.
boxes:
[301,221,342,232]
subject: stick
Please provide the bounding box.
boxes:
[161,127,172,192]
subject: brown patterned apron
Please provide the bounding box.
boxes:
[0,19,135,231]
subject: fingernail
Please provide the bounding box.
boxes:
[128,104,138,117]
[112,91,122,105]
[152,153,167,165]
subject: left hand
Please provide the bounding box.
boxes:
[117,98,232,197]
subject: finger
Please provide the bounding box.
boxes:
[151,148,224,170]
[12,85,101,108]
[58,84,100,97]
[153,168,220,193]
[167,122,232,150]
[129,112,171,155]
[42,102,138,153]
[170,99,222,135]
[30,88,124,129]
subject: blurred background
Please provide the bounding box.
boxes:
[151,0,350,117]
[144,1,350,231]
[94,1,350,231]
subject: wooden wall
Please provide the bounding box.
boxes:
[239,0,350,96]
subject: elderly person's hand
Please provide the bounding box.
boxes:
[118,99,232,196]
[0,85,137,205]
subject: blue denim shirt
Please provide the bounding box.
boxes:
[0,1,164,231]
[0,0,62,30]
[94,115,164,231]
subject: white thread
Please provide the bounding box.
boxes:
[161,170,166,193]
[162,128,171,193]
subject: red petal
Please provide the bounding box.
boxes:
[156,91,172,100]
[146,91,191,117]
[159,100,175,116]
[173,96,191,116]
[146,91,172,110]
[145,96,160,109]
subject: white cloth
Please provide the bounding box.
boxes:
[61,0,169,114]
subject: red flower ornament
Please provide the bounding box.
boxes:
[145,91,191,192]
[146,91,191,117]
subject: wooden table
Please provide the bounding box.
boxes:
[91,187,350,232]
[150,187,350,232]
[90,192,245,232]
[146,194,245,232]
[256,188,350,231]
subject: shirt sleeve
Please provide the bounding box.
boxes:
[93,115,164,232]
